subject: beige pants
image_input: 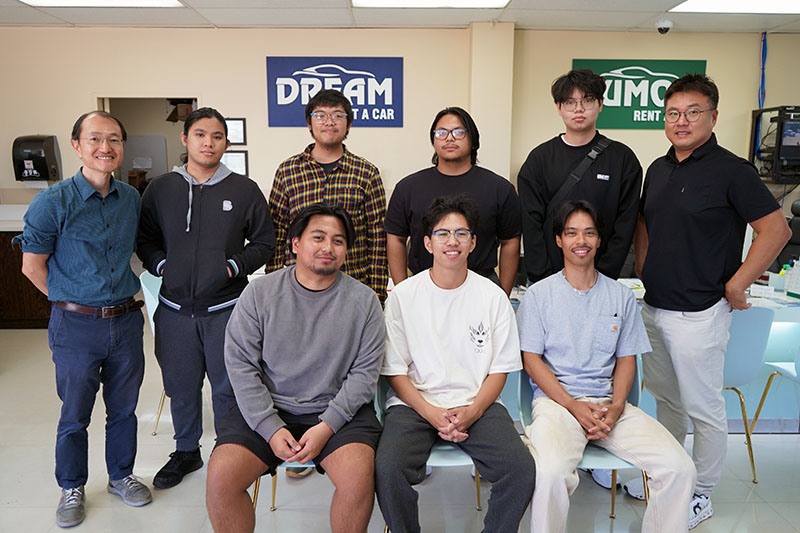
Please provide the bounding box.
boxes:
[641,298,732,496]
[525,396,696,533]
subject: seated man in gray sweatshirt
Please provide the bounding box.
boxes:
[205,203,386,533]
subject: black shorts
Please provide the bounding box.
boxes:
[215,401,381,476]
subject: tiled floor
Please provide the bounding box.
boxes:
[1,326,799,532]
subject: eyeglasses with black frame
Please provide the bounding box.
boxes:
[433,128,468,141]
[310,111,349,124]
[664,108,715,123]
[561,97,598,112]
[431,228,473,243]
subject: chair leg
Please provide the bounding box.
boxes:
[270,473,278,511]
[152,389,166,436]
[474,466,482,511]
[725,386,758,483]
[610,469,617,519]
[251,477,260,509]
[642,471,649,503]
[750,371,783,434]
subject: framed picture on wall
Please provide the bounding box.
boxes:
[225,118,247,145]
[221,150,249,176]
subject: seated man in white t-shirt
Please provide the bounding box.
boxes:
[517,199,696,533]
[375,194,535,533]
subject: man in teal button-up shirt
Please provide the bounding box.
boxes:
[16,111,152,529]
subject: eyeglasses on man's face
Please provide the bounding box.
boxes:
[81,136,124,147]
[310,111,349,124]
[561,97,598,112]
[431,228,473,243]
[433,128,468,141]
[664,108,715,123]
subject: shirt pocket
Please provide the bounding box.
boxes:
[592,316,622,355]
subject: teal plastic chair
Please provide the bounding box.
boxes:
[518,362,648,519]
[751,348,800,434]
[721,306,775,484]
[139,272,169,437]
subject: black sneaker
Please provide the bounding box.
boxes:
[153,449,203,489]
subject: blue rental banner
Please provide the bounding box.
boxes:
[267,56,403,128]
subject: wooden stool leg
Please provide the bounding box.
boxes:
[251,477,260,509]
[610,469,617,518]
[475,468,482,511]
[270,473,278,511]
[642,471,650,503]
[152,389,166,436]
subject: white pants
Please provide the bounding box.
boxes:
[525,397,695,533]
[641,298,732,496]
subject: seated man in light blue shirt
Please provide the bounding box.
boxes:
[517,199,695,533]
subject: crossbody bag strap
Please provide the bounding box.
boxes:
[546,135,611,219]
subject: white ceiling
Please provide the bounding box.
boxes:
[1,0,799,33]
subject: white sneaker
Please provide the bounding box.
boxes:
[586,469,619,490]
[688,493,713,529]
[623,476,646,500]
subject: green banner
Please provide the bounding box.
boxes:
[572,59,707,130]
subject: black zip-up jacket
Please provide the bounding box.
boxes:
[137,169,275,316]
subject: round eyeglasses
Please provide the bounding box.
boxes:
[561,97,597,112]
[431,228,472,243]
[80,136,124,146]
[310,111,349,124]
[664,109,715,123]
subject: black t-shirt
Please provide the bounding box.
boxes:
[641,134,780,311]
[517,132,642,284]
[385,165,521,274]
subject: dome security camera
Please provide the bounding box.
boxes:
[656,19,674,34]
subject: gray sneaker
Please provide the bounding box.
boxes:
[107,475,152,507]
[56,486,85,528]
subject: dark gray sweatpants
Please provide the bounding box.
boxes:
[154,305,236,452]
[376,403,536,533]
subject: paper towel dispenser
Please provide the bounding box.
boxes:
[12,135,62,182]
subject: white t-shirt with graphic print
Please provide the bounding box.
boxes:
[382,269,522,410]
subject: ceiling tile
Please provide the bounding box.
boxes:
[185,0,349,7]
[35,6,213,26]
[506,0,681,12]
[353,7,503,27]
[501,9,658,30]
[634,12,800,33]
[197,8,353,27]
[0,6,69,25]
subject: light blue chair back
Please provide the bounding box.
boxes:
[139,271,162,336]
[518,356,642,427]
[723,307,775,388]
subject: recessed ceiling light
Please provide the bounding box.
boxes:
[20,0,183,7]
[353,0,509,7]
[670,0,800,14]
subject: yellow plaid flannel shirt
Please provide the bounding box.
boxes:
[267,144,388,301]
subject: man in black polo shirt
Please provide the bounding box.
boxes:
[518,69,642,285]
[632,74,790,529]
[385,106,521,296]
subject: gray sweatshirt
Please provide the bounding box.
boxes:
[224,266,386,443]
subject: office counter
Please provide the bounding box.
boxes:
[0,204,50,328]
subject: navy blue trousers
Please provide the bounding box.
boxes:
[154,305,236,452]
[50,305,145,489]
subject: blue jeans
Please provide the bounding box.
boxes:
[49,305,145,489]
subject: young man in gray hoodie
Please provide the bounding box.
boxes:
[205,203,385,533]
[137,107,275,490]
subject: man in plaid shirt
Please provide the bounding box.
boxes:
[267,89,388,304]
